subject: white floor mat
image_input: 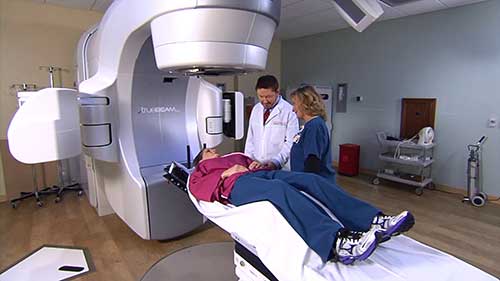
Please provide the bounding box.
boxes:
[0,245,94,281]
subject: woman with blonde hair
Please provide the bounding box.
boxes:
[289,85,336,182]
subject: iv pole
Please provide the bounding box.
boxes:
[39,66,83,203]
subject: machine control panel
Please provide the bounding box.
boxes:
[206,116,223,135]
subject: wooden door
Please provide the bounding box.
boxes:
[400,98,436,139]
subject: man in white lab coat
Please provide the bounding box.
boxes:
[245,75,299,170]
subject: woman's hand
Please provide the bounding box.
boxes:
[221,165,249,179]
[248,161,263,170]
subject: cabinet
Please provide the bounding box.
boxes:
[339,144,360,176]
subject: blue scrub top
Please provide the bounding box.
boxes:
[290,117,336,181]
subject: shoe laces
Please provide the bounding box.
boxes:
[333,230,370,259]
[338,230,365,245]
[372,214,392,228]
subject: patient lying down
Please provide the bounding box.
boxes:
[189,149,415,265]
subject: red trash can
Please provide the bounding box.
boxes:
[338,144,360,176]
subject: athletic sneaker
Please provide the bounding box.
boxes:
[330,228,381,265]
[371,211,415,241]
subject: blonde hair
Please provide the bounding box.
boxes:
[290,86,327,120]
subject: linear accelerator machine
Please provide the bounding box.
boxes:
[8,0,382,240]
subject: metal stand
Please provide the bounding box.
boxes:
[54,159,83,203]
[39,66,66,88]
[39,65,83,203]
[9,83,37,93]
[10,164,58,208]
[462,136,488,207]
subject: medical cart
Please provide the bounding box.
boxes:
[372,132,435,196]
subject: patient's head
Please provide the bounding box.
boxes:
[193,148,220,166]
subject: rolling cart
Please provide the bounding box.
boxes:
[372,132,435,196]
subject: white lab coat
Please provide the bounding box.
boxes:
[244,97,299,169]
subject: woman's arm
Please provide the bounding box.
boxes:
[300,119,328,174]
[304,154,321,173]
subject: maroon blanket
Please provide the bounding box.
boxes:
[189,153,267,204]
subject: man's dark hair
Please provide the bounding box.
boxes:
[193,149,205,167]
[255,75,279,92]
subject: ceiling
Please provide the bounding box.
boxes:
[31,0,487,39]
[278,0,486,38]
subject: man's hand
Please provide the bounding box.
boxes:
[221,165,249,179]
[248,161,263,170]
[263,162,278,170]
